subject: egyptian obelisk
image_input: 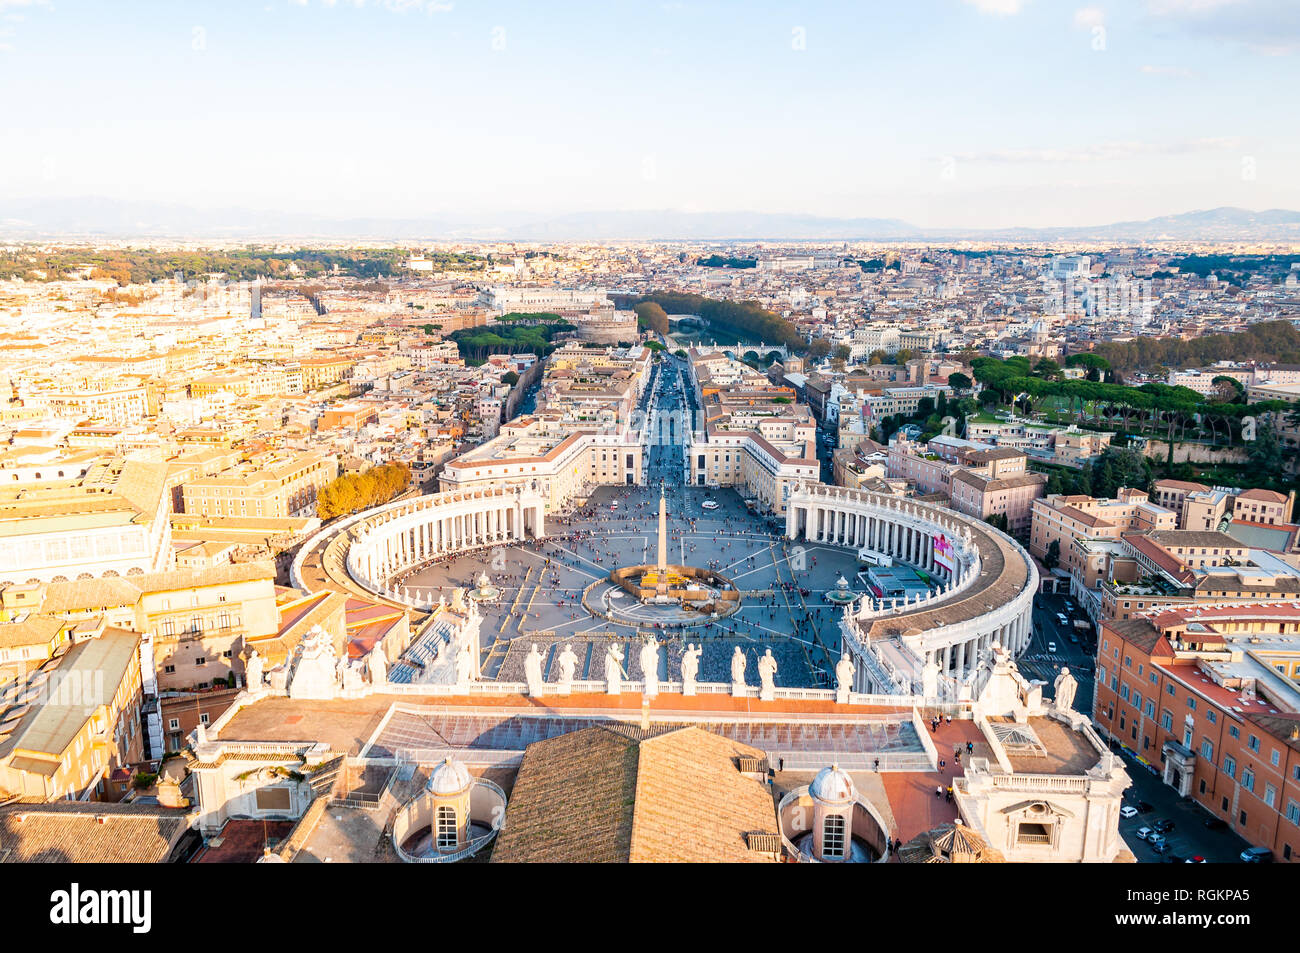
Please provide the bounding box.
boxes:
[656,479,668,574]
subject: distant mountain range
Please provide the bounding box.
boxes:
[1,200,1298,243]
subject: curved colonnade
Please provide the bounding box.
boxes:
[786,484,1038,696]
[341,485,548,608]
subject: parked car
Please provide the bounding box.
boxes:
[1240,846,1273,863]
[1204,817,1228,830]
[1135,826,1155,841]
[1185,855,1206,863]
[1153,819,1175,833]
[1151,840,1170,853]
[1047,642,1057,653]
[701,500,719,510]
[1136,801,1154,813]
[1120,805,1138,819]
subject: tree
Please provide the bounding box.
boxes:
[1033,358,1062,381]
[895,348,914,365]
[502,371,519,386]
[1091,446,1150,497]
[833,344,852,363]
[1044,539,1061,571]
[948,372,972,394]
[808,337,833,362]
[1210,375,1245,403]
[633,302,670,336]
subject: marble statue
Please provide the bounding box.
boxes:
[758,648,778,701]
[922,656,940,699]
[835,652,855,704]
[244,649,264,691]
[681,643,701,696]
[455,639,476,688]
[288,626,342,701]
[368,647,388,687]
[605,643,625,695]
[524,643,544,696]
[640,636,660,697]
[1053,667,1078,713]
[341,664,364,694]
[730,646,748,697]
[556,644,578,694]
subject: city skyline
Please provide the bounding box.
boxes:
[2,0,1298,230]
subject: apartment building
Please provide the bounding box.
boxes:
[1094,602,1300,862]
[181,449,337,520]
[0,628,144,801]
[1029,490,1177,563]
[0,459,173,585]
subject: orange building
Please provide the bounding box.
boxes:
[1094,602,1300,862]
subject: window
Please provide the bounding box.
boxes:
[1167,684,1176,697]
[1207,710,1217,724]
[163,664,175,674]
[1265,784,1277,809]
[1287,801,1300,826]
[1223,756,1236,779]
[167,718,179,731]
[1242,768,1255,792]
[436,806,458,850]
[1160,710,1173,731]
[1271,749,1281,768]
[1187,697,1197,711]
[1200,739,1214,760]
[194,657,206,666]
[199,713,209,726]
[1248,734,1260,753]
[1229,725,1240,740]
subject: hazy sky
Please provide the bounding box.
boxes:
[2,0,1298,228]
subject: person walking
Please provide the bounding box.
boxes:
[935,784,942,798]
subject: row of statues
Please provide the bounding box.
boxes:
[520,637,850,702]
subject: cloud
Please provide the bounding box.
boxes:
[1145,0,1299,54]
[956,138,1241,163]
[287,0,453,12]
[1073,6,1106,28]
[960,0,1030,15]
[0,0,49,9]
[1139,63,1195,76]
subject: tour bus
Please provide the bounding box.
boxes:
[858,549,894,568]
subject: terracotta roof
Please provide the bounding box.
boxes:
[491,724,778,863]
[0,801,191,863]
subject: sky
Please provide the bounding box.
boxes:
[1,0,1298,229]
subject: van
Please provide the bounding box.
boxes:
[1240,846,1273,863]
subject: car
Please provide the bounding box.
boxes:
[1047,642,1057,652]
[701,500,719,510]
[1120,805,1138,819]
[1240,846,1273,863]
[1185,855,1206,863]
[1203,817,1228,830]
[1153,819,1175,833]
[1136,801,1154,813]
[1135,826,1154,841]
[1151,840,1169,853]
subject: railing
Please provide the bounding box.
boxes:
[390,776,506,864]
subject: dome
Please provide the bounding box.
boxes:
[426,757,471,796]
[809,764,856,803]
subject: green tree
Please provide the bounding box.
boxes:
[1044,539,1061,571]
[948,371,972,394]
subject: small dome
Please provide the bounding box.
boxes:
[427,757,471,796]
[810,764,856,803]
